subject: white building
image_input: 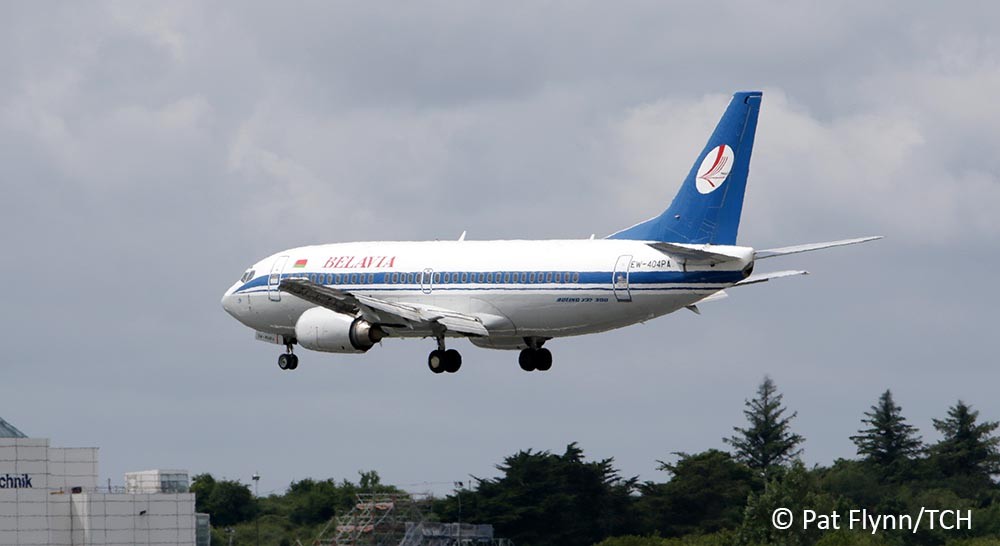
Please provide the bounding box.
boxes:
[0,417,208,546]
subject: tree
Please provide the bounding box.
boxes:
[737,462,837,546]
[724,376,804,480]
[637,450,755,537]
[190,474,256,527]
[930,401,1000,481]
[190,473,217,514]
[850,390,922,480]
[436,443,637,546]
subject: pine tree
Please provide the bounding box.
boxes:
[724,376,804,480]
[850,389,922,479]
[931,400,1000,480]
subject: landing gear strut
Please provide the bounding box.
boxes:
[278,341,299,371]
[518,338,552,372]
[428,335,462,374]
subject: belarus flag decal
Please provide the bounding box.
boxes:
[293,259,308,268]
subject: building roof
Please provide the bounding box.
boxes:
[0,416,26,438]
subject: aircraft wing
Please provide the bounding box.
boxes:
[647,242,743,264]
[734,270,809,286]
[279,278,489,337]
[755,236,882,259]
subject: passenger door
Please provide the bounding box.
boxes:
[268,256,288,302]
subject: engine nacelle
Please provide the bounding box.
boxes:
[295,307,384,353]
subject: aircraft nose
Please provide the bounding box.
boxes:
[221,286,239,318]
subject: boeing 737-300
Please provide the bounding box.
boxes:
[221,91,880,373]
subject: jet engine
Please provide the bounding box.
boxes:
[295,307,384,353]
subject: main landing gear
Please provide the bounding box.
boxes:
[518,338,552,372]
[428,335,462,374]
[278,341,299,371]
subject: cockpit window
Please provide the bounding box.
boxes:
[240,269,255,283]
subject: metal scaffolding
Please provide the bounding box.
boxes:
[304,492,513,546]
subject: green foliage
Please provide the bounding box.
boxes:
[206,479,256,526]
[592,532,735,546]
[850,390,923,481]
[931,401,1000,482]
[737,461,838,546]
[190,473,255,527]
[725,376,805,480]
[436,443,637,546]
[813,530,890,545]
[638,449,756,536]
[187,385,1000,546]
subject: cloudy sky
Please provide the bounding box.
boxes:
[2,2,998,498]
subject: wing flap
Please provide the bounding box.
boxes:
[755,236,882,259]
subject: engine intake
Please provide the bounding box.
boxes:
[295,307,384,353]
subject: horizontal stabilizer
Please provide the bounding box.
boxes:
[697,290,729,303]
[755,236,882,259]
[735,270,808,286]
[647,242,743,265]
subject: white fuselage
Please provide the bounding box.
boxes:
[222,239,753,349]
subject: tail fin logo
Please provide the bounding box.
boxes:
[695,144,734,194]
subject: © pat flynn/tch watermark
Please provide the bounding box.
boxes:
[771,508,972,534]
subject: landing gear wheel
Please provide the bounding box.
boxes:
[278,353,291,370]
[287,354,299,370]
[518,349,536,372]
[428,350,447,374]
[535,348,552,371]
[443,349,462,373]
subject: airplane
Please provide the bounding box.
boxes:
[221,91,880,374]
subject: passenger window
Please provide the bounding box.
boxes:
[367,274,374,284]
[503,272,511,283]
[433,272,440,283]
[486,272,494,283]
[407,273,414,284]
[573,272,580,283]
[461,272,468,283]
[350,273,358,284]
[475,273,482,283]
[546,272,553,283]
[554,272,561,283]
[528,272,536,283]
[520,272,527,283]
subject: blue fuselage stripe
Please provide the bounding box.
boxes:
[233,269,742,295]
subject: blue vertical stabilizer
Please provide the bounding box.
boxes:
[609,91,762,244]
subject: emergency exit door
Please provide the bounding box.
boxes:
[613,255,632,302]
